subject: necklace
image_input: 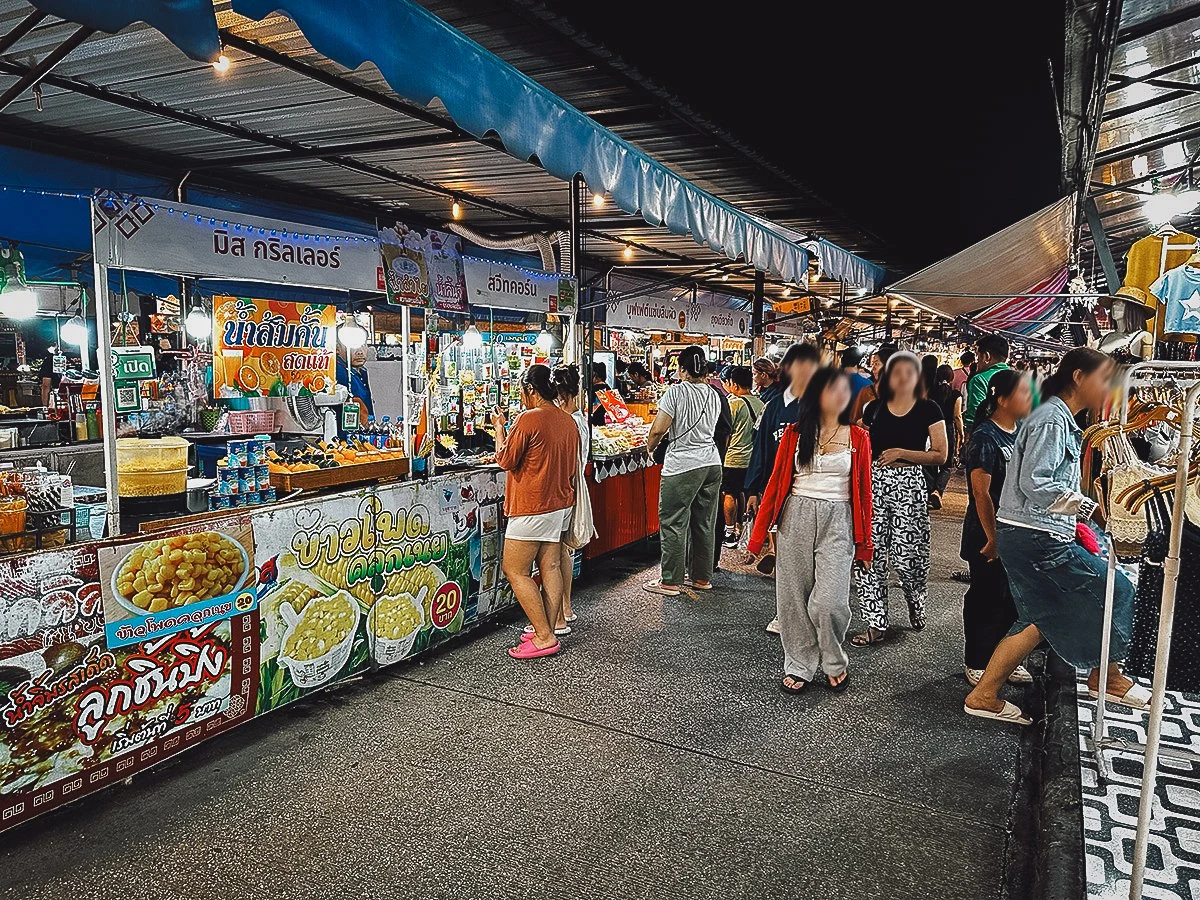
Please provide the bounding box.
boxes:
[818,425,847,454]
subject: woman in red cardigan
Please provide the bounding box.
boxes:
[748,367,873,695]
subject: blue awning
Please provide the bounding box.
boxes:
[26,0,836,286]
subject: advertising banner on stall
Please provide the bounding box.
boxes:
[463,257,577,314]
[92,191,381,290]
[97,519,259,649]
[379,222,430,307]
[211,296,337,397]
[426,229,469,314]
[251,473,507,713]
[0,542,257,831]
[607,295,749,338]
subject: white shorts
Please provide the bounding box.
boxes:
[506,507,572,542]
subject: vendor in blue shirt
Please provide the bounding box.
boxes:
[841,347,872,404]
[336,346,373,426]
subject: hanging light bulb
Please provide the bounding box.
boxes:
[60,314,88,346]
[536,328,555,351]
[184,306,211,340]
[782,287,793,298]
[339,316,368,349]
[622,244,633,260]
[212,54,232,75]
[592,192,605,209]
[451,200,463,220]
[462,322,483,350]
[721,273,729,282]
[0,287,37,320]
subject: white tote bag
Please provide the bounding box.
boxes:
[565,460,597,550]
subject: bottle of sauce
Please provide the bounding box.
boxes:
[74,411,88,442]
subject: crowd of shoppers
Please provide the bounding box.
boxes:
[497,339,1148,738]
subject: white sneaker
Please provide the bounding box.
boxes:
[964,666,984,686]
[1008,665,1034,685]
[766,618,781,634]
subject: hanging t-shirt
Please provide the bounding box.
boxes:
[1150,264,1200,334]
[863,398,943,460]
[1126,231,1198,295]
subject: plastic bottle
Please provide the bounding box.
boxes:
[85,405,99,441]
[365,414,377,447]
[74,411,88,442]
[379,416,391,449]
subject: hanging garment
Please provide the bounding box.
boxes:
[1150,264,1200,334]
[1125,230,1199,295]
[1126,494,1200,693]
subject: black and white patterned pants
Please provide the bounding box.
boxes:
[852,463,930,630]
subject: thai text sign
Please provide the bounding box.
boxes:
[213,296,336,397]
[91,192,381,290]
[607,295,749,337]
[462,257,577,314]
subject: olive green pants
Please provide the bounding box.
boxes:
[658,464,722,586]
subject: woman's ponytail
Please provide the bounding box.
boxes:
[1042,347,1110,399]
[523,364,558,402]
[976,368,1022,422]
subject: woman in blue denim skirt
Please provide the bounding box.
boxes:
[964,348,1144,725]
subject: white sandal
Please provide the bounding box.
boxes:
[963,700,1032,726]
[643,580,681,596]
[1088,682,1152,710]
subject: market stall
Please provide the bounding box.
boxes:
[583,288,751,559]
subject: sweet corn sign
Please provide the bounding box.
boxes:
[212,296,337,398]
[250,472,507,712]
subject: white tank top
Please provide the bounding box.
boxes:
[792,447,851,501]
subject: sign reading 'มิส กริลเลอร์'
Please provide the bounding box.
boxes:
[212,296,337,398]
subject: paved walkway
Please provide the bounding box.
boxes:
[0,512,1038,900]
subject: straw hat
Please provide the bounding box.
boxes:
[1099,285,1156,312]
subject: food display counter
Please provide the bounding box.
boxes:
[586,419,659,559]
[0,467,512,832]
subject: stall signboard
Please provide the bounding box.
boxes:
[0,543,257,832]
[97,518,259,649]
[250,472,507,713]
[111,346,156,382]
[426,229,469,314]
[607,295,749,338]
[462,257,577,314]
[212,296,337,398]
[379,223,429,307]
[92,192,382,290]
[595,388,631,424]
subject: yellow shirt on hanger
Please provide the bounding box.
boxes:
[1127,230,1198,338]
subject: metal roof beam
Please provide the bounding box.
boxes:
[1117,3,1200,44]
[189,133,476,169]
[1094,118,1200,165]
[0,25,93,114]
[0,10,47,55]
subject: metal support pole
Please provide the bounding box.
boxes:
[91,252,120,535]
[1084,196,1121,294]
[0,26,93,114]
[401,305,412,458]
[752,271,765,356]
[567,173,585,365]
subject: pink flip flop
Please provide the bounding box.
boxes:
[508,639,561,659]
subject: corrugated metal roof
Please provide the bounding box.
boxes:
[1080,1,1200,259]
[0,0,889,312]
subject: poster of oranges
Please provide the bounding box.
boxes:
[212,296,337,398]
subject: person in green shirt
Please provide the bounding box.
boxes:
[720,366,765,547]
[964,335,1010,431]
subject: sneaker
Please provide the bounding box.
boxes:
[1008,665,1034,685]
[964,666,984,686]
[722,527,738,548]
[766,618,781,635]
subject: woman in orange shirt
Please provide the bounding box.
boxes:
[492,364,581,659]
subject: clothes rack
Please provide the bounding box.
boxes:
[1092,359,1200,900]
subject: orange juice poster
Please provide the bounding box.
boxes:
[213,296,336,397]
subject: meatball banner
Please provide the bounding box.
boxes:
[0,541,257,831]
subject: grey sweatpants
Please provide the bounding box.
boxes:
[658,464,722,586]
[776,495,855,680]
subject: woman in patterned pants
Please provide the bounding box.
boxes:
[851,352,948,645]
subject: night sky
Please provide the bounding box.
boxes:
[541,1,1066,273]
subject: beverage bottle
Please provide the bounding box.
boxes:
[366,414,377,447]
[380,416,391,448]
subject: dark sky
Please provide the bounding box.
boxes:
[541,2,1065,273]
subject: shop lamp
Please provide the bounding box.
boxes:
[782,287,792,298]
[622,244,633,260]
[462,322,484,350]
[212,54,232,75]
[60,314,88,346]
[338,318,368,349]
[451,200,463,220]
[0,246,37,320]
[184,306,211,340]
[592,192,605,209]
[536,328,555,351]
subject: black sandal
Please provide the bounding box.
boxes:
[756,553,777,575]
[779,674,807,695]
[850,627,886,647]
[827,672,850,693]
